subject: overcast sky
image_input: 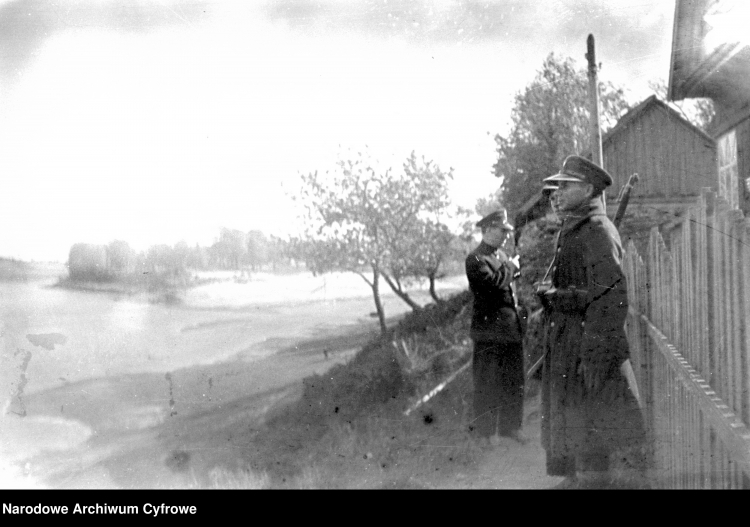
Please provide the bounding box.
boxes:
[0,0,676,261]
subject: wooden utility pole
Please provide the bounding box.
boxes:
[586,34,603,167]
[586,34,605,211]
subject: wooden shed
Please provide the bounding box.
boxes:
[513,95,717,236]
[602,95,717,201]
[669,0,750,212]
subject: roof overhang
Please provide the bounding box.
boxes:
[668,0,750,105]
[602,95,715,145]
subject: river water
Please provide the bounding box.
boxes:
[0,265,467,488]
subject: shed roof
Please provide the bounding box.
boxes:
[602,95,714,145]
[513,94,715,232]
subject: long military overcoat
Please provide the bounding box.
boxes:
[541,198,647,471]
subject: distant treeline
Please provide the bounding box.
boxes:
[67,228,301,283]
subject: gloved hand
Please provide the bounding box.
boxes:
[534,281,555,310]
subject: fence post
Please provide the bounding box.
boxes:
[626,192,750,488]
[729,211,743,418]
[743,218,750,426]
[697,190,710,381]
[704,191,717,395]
[716,201,729,404]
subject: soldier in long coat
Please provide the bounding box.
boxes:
[465,210,526,446]
[539,156,649,488]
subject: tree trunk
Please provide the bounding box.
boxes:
[380,271,422,311]
[370,266,387,334]
[428,271,441,303]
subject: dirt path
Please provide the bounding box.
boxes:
[427,394,564,489]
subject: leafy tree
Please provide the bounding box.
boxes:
[172,241,191,273]
[382,152,472,303]
[210,228,247,270]
[292,150,464,334]
[266,235,290,271]
[292,152,392,333]
[187,243,209,270]
[474,194,503,217]
[107,240,135,276]
[515,212,560,310]
[397,220,457,302]
[246,230,269,271]
[146,244,176,274]
[493,53,631,217]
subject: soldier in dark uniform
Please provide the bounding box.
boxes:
[539,156,649,489]
[465,209,527,447]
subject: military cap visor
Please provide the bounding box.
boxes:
[543,155,613,190]
[543,172,587,184]
[476,210,514,231]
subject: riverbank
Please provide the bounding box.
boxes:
[0,259,66,283]
[2,320,374,489]
[223,291,562,489]
[52,274,203,304]
[2,287,563,490]
[6,262,541,489]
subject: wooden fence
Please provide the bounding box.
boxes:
[623,188,750,488]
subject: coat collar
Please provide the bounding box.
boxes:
[560,197,607,236]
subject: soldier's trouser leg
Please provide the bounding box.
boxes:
[495,341,524,436]
[472,341,501,437]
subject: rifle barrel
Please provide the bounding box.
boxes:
[613,173,639,229]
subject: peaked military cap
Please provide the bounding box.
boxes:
[476,209,514,231]
[544,155,613,192]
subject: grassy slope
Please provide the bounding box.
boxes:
[237,290,512,489]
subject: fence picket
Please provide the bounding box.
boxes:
[623,193,750,488]
[743,220,750,426]
[716,204,727,402]
[730,213,742,418]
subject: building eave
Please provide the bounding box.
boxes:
[602,95,715,146]
[669,0,750,104]
[667,0,686,102]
